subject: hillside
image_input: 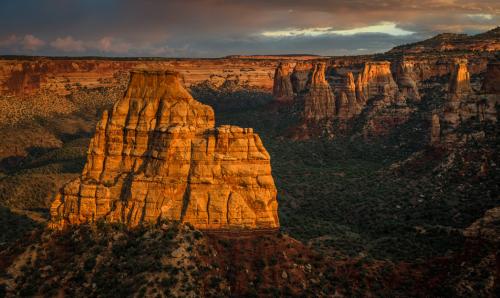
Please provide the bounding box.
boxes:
[389,27,500,53]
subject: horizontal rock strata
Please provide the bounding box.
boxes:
[50,70,279,229]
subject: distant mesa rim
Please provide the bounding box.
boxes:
[130,69,182,76]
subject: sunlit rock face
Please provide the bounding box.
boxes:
[443,61,471,128]
[279,60,407,139]
[272,54,496,142]
[448,61,472,102]
[443,61,473,128]
[353,61,411,138]
[50,70,279,230]
[355,61,398,105]
[272,62,294,102]
[0,58,280,97]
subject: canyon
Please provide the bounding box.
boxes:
[272,51,498,140]
[0,57,280,165]
[1,27,499,297]
[0,57,278,96]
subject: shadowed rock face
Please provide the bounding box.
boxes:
[433,59,498,143]
[430,114,441,145]
[50,70,279,230]
[291,61,313,94]
[303,63,336,121]
[481,61,500,94]
[272,62,294,101]
[336,72,361,121]
[394,61,420,102]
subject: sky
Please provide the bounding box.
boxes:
[0,0,498,57]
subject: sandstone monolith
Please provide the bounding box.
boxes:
[50,70,279,230]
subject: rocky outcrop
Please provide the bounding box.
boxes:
[267,29,496,141]
[440,59,498,131]
[394,61,420,102]
[278,60,409,138]
[355,62,413,138]
[50,70,279,230]
[272,62,294,101]
[289,62,336,139]
[302,63,336,121]
[481,60,500,94]
[443,61,471,127]
[472,60,500,123]
[388,27,500,54]
[437,59,498,142]
[356,62,398,106]
[291,62,313,94]
[430,113,441,145]
[464,207,500,243]
[448,61,471,102]
[385,54,489,84]
[0,58,279,96]
[336,72,362,121]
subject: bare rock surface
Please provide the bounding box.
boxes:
[272,62,294,101]
[50,70,279,230]
[302,63,336,121]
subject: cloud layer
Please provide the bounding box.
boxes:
[0,0,498,57]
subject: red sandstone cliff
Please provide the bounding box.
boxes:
[272,62,294,101]
[433,59,499,146]
[481,60,500,94]
[50,70,279,230]
[356,61,398,105]
[0,58,279,96]
[448,61,472,102]
[394,60,420,102]
[335,72,360,121]
[302,63,336,121]
[291,61,313,94]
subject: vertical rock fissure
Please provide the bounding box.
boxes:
[206,193,211,227]
[179,139,195,222]
[226,192,232,226]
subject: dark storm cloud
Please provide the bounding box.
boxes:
[0,0,498,57]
